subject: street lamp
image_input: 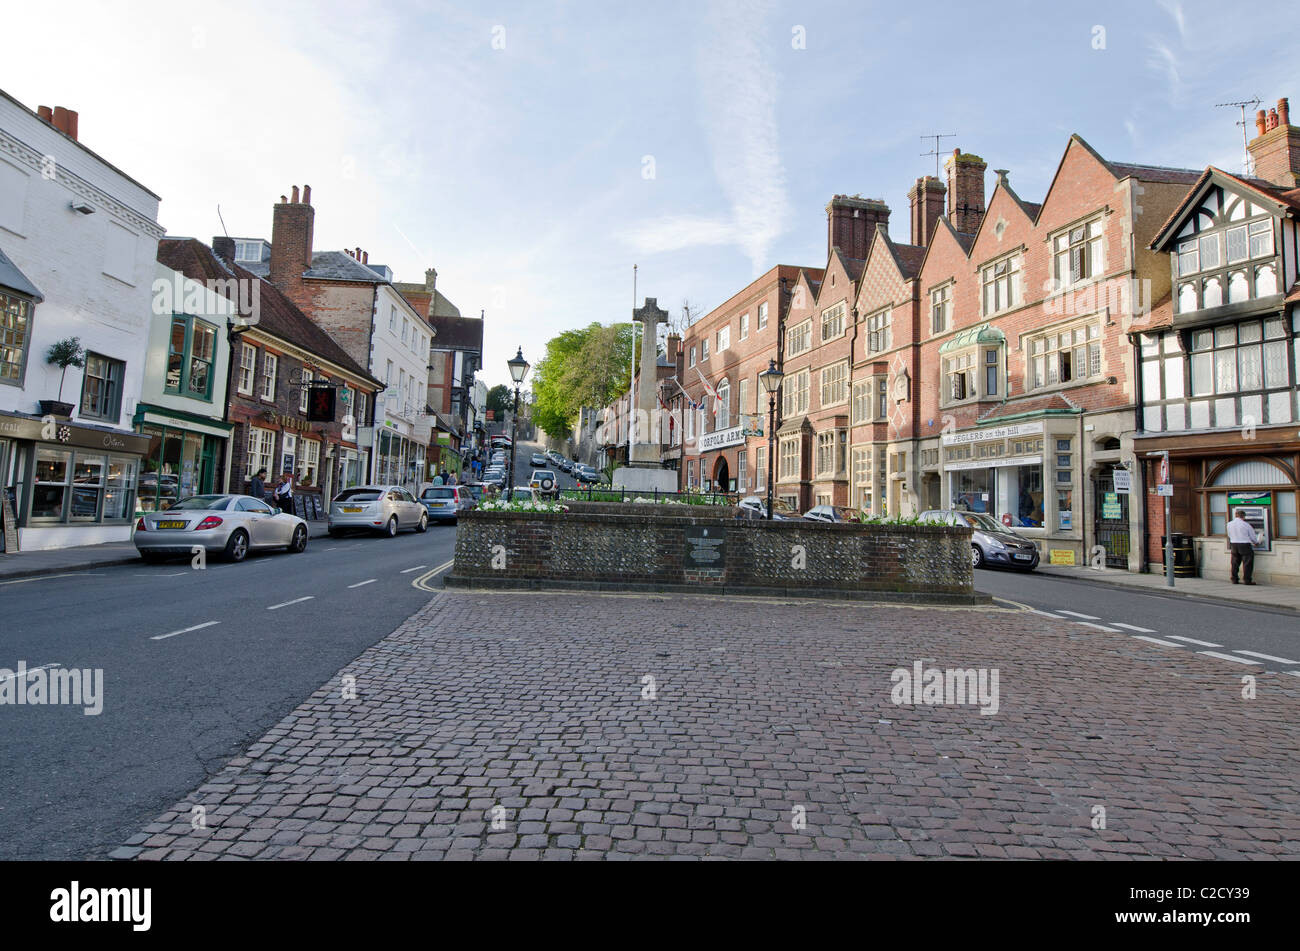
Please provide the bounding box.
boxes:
[507,347,530,500]
[758,359,784,521]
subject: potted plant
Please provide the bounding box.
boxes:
[40,337,85,418]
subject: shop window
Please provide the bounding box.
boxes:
[298,439,320,487]
[104,456,138,520]
[0,290,34,385]
[80,353,124,421]
[1055,438,1073,531]
[32,448,71,520]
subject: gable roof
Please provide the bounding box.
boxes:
[0,243,44,300]
[1150,166,1300,250]
[156,238,380,385]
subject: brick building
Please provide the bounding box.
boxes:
[160,238,380,511]
[1133,96,1300,584]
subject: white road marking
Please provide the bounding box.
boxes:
[0,573,99,586]
[348,579,377,589]
[1029,609,1062,619]
[1132,635,1184,648]
[151,621,220,642]
[400,565,428,574]
[0,663,59,683]
[1199,651,1263,665]
[268,596,314,610]
[1113,623,1157,633]
[1058,610,1101,620]
[1169,635,1222,648]
[1234,650,1300,665]
[1287,671,1300,679]
[1073,622,1121,632]
[323,547,339,551]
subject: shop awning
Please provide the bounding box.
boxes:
[0,245,43,301]
[939,323,1005,354]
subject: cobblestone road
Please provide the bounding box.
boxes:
[117,591,1300,860]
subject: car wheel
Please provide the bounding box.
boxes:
[224,530,250,563]
[288,525,308,553]
[971,544,985,569]
[383,516,398,538]
[415,512,428,533]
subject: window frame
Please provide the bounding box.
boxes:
[786,319,812,358]
[980,253,1022,316]
[260,352,278,401]
[79,351,125,422]
[820,301,846,342]
[237,343,256,396]
[0,290,36,387]
[930,283,951,335]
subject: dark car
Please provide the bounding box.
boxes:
[919,509,1040,571]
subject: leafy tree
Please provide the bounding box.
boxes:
[486,384,512,416]
[532,322,636,440]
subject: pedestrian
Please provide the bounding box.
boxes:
[432,471,444,486]
[448,470,457,485]
[1227,510,1258,585]
[249,467,267,501]
[274,469,295,515]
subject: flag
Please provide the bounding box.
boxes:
[693,365,721,415]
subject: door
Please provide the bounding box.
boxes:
[1094,467,1130,568]
[237,497,282,547]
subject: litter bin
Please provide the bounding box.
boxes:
[1160,533,1198,578]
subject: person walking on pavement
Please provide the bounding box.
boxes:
[1227,510,1258,585]
[249,468,267,501]
[274,469,295,515]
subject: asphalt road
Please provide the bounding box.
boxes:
[0,522,456,860]
[975,566,1300,676]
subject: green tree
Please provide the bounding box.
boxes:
[531,322,637,440]
[486,384,512,416]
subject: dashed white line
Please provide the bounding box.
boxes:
[1234,650,1300,665]
[152,621,220,641]
[1132,635,1184,648]
[268,596,314,610]
[1058,611,1101,620]
[1073,621,1121,632]
[400,565,428,574]
[1199,651,1263,665]
[1169,635,1222,648]
[348,579,376,589]
[0,663,59,683]
[1113,623,1157,633]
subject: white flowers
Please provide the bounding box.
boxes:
[478,499,565,513]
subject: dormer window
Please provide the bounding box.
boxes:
[1170,185,1280,315]
[234,240,266,263]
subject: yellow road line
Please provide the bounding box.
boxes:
[412,559,454,592]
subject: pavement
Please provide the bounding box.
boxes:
[0,520,333,580]
[1034,562,1300,613]
[115,589,1300,860]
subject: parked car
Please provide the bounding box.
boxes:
[134,494,308,563]
[419,484,475,522]
[529,469,558,493]
[919,509,1040,571]
[328,485,428,537]
[557,458,574,473]
[803,504,860,523]
[459,482,486,504]
[530,452,547,467]
[738,495,797,520]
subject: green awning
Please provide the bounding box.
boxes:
[939,323,1005,354]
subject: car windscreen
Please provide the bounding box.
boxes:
[961,513,1004,532]
[422,488,454,499]
[334,489,382,502]
[165,495,231,511]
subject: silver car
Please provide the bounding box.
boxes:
[134,494,308,563]
[328,485,428,537]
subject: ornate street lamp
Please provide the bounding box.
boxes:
[506,347,530,500]
[758,359,784,521]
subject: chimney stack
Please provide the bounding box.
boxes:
[37,105,53,123]
[1248,96,1300,188]
[908,176,946,247]
[825,195,890,261]
[269,186,315,286]
[945,149,987,235]
[362,251,369,265]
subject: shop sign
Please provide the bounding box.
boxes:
[1101,492,1122,520]
[1112,469,1131,493]
[699,426,746,452]
[1049,549,1076,566]
[941,421,1042,447]
[0,412,151,455]
[945,454,1042,472]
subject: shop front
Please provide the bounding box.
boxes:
[0,410,151,551]
[374,424,426,492]
[133,405,232,514]
[697,424,747,492]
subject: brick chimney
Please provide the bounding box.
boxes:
[212,236,236,263]
[269,185,315,286]
[666,333,681,367]
[1247,97,1300,189]
[825,195,889,261]
[908,176,946,247]
[945,149,987,234]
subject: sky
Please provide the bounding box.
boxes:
[4,0,1298,389]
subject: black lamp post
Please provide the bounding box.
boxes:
[506,347,530,500]
[758,359,783,520]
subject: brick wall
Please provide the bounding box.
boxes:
[447,509,980,601]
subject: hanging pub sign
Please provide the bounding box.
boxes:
[307,386,336,422]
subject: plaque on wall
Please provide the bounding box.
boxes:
[684,526,726,570]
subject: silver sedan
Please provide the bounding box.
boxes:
[328,485,428,537]
[134,494,308,563]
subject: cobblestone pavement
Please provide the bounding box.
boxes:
[117,591,1300,860]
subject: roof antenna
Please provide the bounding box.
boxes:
[920,133,956,178]
[1215,98,1261,176]
[216,203,230,238]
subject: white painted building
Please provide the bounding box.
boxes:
[0,90,163,551]
[369,280,435,491]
